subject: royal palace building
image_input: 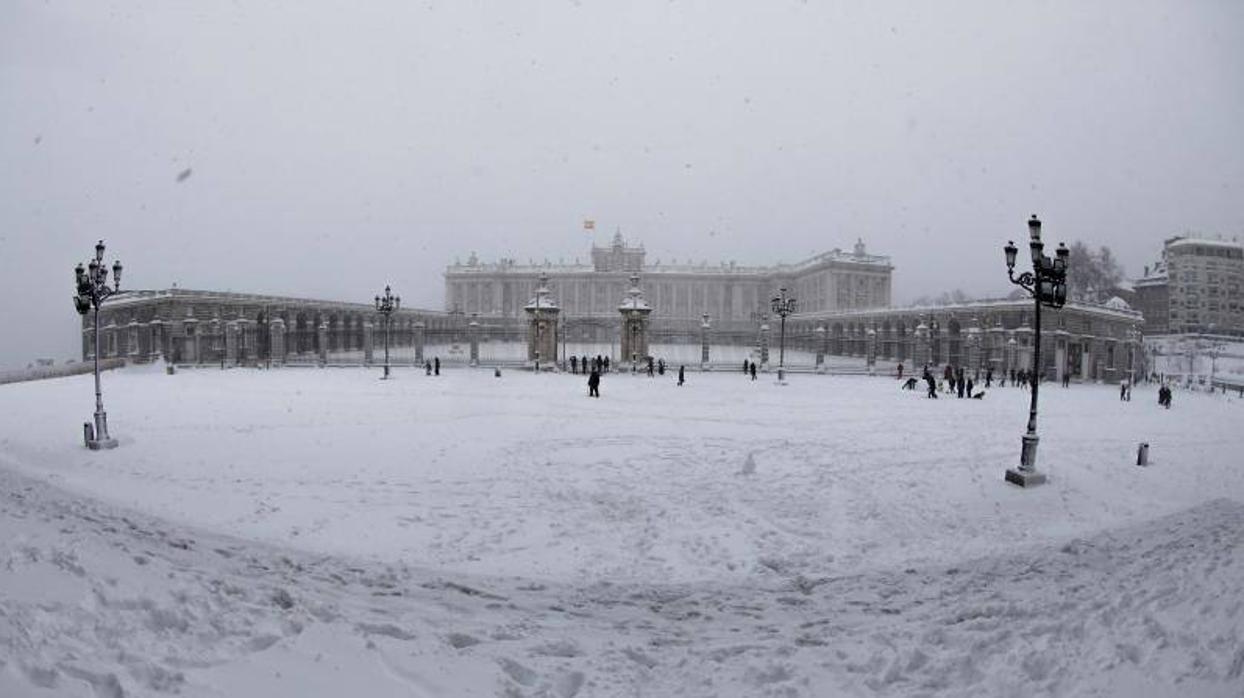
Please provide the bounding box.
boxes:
[81,231,1145,383]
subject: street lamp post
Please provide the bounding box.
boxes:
[73,240,123,450]
[374,285,399,379]
[1002,215,1070,487]
[770,287,796,382]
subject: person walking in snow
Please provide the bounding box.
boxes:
[571,355,578,374]
[985,367,993,388]
[749,361,757,381]
[924,368,938,399]
[897,362,904,380]
[425,360,432,375]
[434,356,440,376]
[743,359,750,375]
[678,365,685,386]
[966,377,974,398]
[588,368,600,398]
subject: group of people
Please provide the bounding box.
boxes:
[912,364,983,399]
[569,355,610,375]
[741,360,758,380]
[583,357,687,397]
[423,357,440,375]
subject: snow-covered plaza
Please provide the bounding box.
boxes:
[2,367,1242,697]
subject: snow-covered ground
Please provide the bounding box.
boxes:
[1,366,1242,696]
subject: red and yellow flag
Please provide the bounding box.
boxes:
[583,219,595,231]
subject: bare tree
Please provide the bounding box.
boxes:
[1066,241,1125,303]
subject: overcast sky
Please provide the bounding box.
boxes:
[2,0,1242,368]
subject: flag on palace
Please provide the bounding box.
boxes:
[583,219,595,231]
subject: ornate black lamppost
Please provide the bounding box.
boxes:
[1003,215,1070,487]
[73,240,123,450]
[770,287,796,381]
[374,285,399,379]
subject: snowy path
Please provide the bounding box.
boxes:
[2,463,1242,697]
[1,368,1242,585]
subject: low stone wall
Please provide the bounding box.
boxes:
[0,358,127,386]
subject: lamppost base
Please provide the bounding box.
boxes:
[87,437,118,451]
[1005,468,1047,487]
[776,368,788,385]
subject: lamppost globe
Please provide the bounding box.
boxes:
[1004,241,1018,270]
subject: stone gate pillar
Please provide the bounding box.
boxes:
[526,274,561,369]
[914,321,930,368]
[866,327,877,373]
[269,318,285,366]
[966,319,982,377]
[317,320,329,365]
[700,314,711,370]
[468,316,480,367]
[617,274,651,369]
[815,326,826,371]
[759,323,770,369]
[185,318,201,364]
[149,319,165,362]
[414,320,425,364]
[1015,323,1033,374]
[225,321,239,366]
[988,321,1005,374]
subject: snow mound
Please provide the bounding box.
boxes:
[2,464,1242,697]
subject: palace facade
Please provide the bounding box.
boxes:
[444,231,893,321]
[81,232,1145,382]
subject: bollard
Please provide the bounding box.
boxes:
[83,422,94,447]
[1136,442,1149,466]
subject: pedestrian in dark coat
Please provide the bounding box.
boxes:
[603,356,610,373]
[985,368,993,387]
[425,360,432,375]
[749,361,757,381]
[967,378,974,397]
[647,357,655,377]
[925,372,938,399]
[571,356,578,374]
[678,365,685,386]
[897,362,904,380]
[957,375,965,399]
[434,356,440,375]
[588,369,600,397]
[743,359,750,374]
